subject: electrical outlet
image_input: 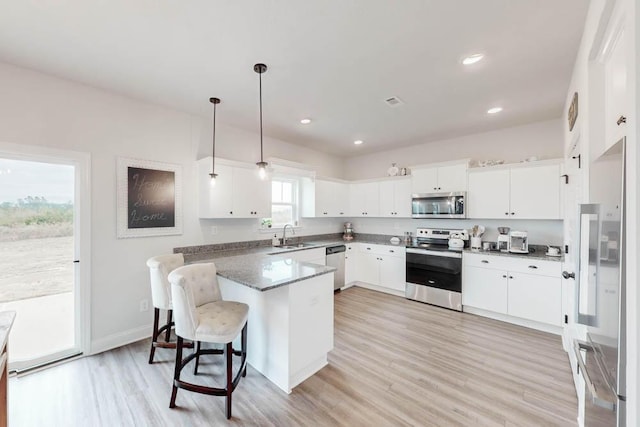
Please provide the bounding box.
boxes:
[139,299,149,312]
[211,226,218,235]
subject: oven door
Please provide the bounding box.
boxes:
[411,192,466,218]
[405,249,462,292]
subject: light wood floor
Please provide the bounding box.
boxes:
[9,287,577,426]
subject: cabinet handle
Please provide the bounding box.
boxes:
[509,276,514,279]
[505,212,509,215]
[428,280,435,284]
[481,260,489,264]
[389,250,394,253]
[510,212,515,215]
[366,247,371,250]
[340,212,344,215]
[528,265,538,269]
[438,187,441,190]
[230,211,233,215]
[617,115,627,125]
[502,275,507,278]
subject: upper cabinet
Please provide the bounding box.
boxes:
[411,162,468,194]
[198,157,271,219]
[468,162,561,220]
[378,178,411,217]
[301,178,349,218]
[350,182,380,217]
[603,7,628,151]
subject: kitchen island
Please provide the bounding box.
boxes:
[184,247,335,394]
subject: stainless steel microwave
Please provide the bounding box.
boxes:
[411,192,466,218]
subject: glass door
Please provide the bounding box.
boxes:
[0,156,82,371]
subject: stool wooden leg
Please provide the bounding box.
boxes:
[193,341,201,375]
[165,310,173,342]
[225,342,233,419]
[169,336,183,408]
[148,308,160,364]
[241,322,248,377]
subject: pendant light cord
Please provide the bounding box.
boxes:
[212,101,217,174]
[259,71,264,162]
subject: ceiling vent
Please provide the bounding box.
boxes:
[384,96,404,108]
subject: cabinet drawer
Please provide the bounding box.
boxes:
[359,243,404,258]
[499,257,561,277]
[463,253,560,277]
[463,253,506,269]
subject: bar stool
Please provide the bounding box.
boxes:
[168,262,248,419]
[146,253,185,364]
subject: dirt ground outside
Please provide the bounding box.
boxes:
[0,235,73,303]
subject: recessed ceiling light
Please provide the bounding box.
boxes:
[353,140,363,145]
[300,118,311,124]
[487,107,503,114]
[462,54,484,65]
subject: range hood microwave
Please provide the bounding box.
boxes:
[411,192,466,219]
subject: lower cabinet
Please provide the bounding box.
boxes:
[356,244,405,293]
[462,253,562,328]
[344,244,356,285]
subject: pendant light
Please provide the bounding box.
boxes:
[209,97,220,186]
[254,63,268,180]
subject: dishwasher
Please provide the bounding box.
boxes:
[325,245,346,291]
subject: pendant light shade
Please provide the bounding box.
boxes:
[254,63,268,180]
[209,97,220,186]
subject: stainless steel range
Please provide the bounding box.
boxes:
[405,227,468,311]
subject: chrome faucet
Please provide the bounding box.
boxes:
[282,224,295,245]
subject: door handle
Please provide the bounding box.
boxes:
[617,115,627,126]
[562,271,575,280]
[528,265,538,269]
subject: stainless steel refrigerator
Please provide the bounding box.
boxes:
[574,138,626,426]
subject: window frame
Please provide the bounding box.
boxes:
[270,177,300,228]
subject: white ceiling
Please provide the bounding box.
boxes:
[0,1,588,157]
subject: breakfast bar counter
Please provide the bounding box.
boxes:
[180,246,336,393]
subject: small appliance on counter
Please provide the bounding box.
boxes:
[497,227,510,252]
[508,230,528,253]
[448,230,468,249]
[343,222,355,241]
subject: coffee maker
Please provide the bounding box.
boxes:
[497,227,510,252]
[509,231,529,254]
[343,222,355,241]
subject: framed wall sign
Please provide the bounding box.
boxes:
[568,92,578,131]
[117,157,183,238]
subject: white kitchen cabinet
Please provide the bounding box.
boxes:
[462,265,508,314]
[462,253,562,328]
[603,11,627,150]
[467,169,510,219]
[345,244,357,285]
[199,158,270,219]
[302,179,349,218]
[349,182,380,217]
[357,244,405,293]
[468,163,561,220]
[412,163,467,194]
[232,167,272,218]
[378,178,411,217]
[198,162,234,218]
[507,272,561,326]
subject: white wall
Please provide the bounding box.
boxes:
[344,119,563,180]
[0,61,344,352]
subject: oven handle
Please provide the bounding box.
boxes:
[406,248,462,259]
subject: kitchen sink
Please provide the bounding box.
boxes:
[276,242,317,250]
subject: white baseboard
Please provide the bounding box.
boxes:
[90,324,151,355]
[463,306,562,335]
[352,282,405,297]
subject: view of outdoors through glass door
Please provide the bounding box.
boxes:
[0,157,78,371]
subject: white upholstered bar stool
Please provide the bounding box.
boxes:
[168,262,248,419]
[146,253,186,364]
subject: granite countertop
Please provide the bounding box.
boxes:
[177,233,407,291]
[205,252,336,292]
[463,245,564,262]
